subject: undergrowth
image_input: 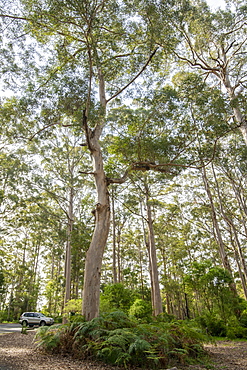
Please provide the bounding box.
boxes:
[35,311,210,369]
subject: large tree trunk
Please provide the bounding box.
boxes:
[82,200,110,320]
[82,134,110,321]
[81,65,111,320]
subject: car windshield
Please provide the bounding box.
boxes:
[39,313,45,317]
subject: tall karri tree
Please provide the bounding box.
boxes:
[0,0,167,320]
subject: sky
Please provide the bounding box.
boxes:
[206,0,226,10]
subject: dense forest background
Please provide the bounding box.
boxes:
[1,0,247,338]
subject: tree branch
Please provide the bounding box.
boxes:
[106,48,159,103]
[29,122,74,140]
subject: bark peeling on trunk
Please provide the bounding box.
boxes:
[82,80,110,320]
[83,200,110,321]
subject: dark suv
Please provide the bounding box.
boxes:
[19,312,54,327]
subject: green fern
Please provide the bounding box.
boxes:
[35,312,209,368]
[129,338,151,354]
[101,311,135,330]
[35,325,66,352]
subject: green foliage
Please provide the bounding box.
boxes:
[0,267,5,296]
[129,298,152,321]
[35,311,208,368]
[100,283,136,314]
[0,311,9,323]
[35,325,66,352]
[63,299,82,315]
[196,311,247,339]
[239,308,247,328]
[184,262,239,322]
[62,298,84,323]
[226,316,247,339]
[196,313,226,337]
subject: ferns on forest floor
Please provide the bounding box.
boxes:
[35,311,209,368]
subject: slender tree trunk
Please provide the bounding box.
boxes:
[117,227,122,283]
[161,247,171,314]
[211,165,247,297]
[201,166,238,295]
[229,230,247,300]
[231,227,247,298]
[111,188,117,284]
[138,241,145,299]
[144,182,163,316]
[202,167,232,270]
[140,198,155,311]
[63,187,74,323]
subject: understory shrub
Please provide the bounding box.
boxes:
[0,310,9,323]
[196,309,247,339]
[226,316,247,339]
[239,309,247,327]
[35,311,208,368]
[129,298,152,321]
[196,313,226,337]
[100,284,136,314]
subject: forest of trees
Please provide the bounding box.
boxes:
[1,0,247,340]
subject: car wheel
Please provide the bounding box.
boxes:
[40,321,46,326]
[22,320,28,327]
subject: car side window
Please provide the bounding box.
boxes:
[34,313,39,317]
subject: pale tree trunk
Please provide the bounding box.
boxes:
[81,46,158,320]
[82,68,111,321]
[138,240,145,299]
[140,199,155,311]
[82,153,110,320]
[117,227,122,283]
[229,172,247,241]
[144,182,163,316]
[175,29,247,145]
[111,188,118,284]
[63,187,74,323]
[218,163,247,299]
[161,247,171,315]
[202,166,237,294]
[211,164,247,298]
[221,50,247,145]
[230,230,247,300]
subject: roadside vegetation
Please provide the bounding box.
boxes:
[35,311,208,369]
[34,282,247,368]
